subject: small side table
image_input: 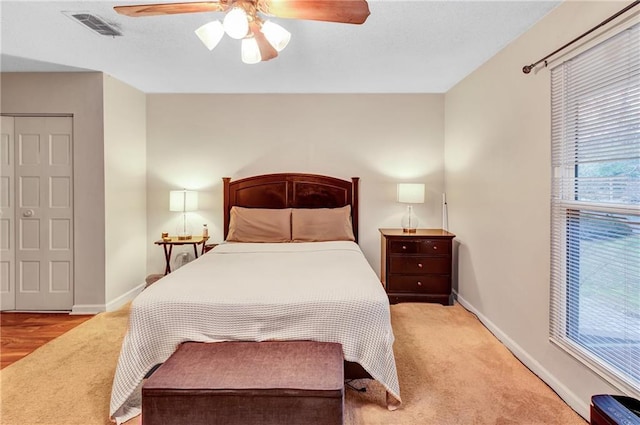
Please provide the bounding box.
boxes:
[155,236,210,275]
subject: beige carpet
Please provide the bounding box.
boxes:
[0,302,586,425]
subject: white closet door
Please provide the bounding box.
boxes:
[0,116,16,310]
[15,116,73,310]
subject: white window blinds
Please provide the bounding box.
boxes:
[550,22,639,397]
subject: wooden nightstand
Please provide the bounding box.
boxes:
[154,236,209,275]
[380,228,456,305]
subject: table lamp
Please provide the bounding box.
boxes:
[397,183,425,233]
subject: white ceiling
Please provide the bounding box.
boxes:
[0,0,560,94]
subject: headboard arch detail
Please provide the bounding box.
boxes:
[223,173,359,242]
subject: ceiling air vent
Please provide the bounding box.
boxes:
[67,12,122,37]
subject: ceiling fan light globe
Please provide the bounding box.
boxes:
[223,7,249,39]
[261,20,291,52]
[241,37,262,64]
[195,20,224,50]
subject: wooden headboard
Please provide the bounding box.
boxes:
[223,173,359,242]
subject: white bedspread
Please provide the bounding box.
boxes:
[109,241,401,424]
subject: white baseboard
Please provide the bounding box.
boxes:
[105,282,145,312]
[71,282,145,315]
[454,292,589,420]
[70,304,105,315]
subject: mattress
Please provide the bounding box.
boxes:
[109,241,401,424]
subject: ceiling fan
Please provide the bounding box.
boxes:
[114,0,371,64]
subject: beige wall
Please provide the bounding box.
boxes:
[103,75,147,308]
[444,1,638,417]
[146,94,445,274]
[0,72,107,310]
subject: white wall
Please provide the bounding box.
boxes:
[103,75,147,309]
[0,72,107,310]
[444,1,638,418]
[146,94,444,274]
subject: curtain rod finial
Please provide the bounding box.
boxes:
[522,65,533,74]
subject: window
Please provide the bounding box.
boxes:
[550,23,639,397]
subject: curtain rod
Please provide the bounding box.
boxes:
[522,0,639,74]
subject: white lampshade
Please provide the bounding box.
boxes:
[223,7,249,39]
[241,37,261,64]
[195,20,224,50]
[261,20,291,52]
[397,183,425,204]
[169,190,198,212]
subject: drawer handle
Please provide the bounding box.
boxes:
[417,281,423,287]
[417,263,423,268]
[433,246,438,250]
[402,245,407,250]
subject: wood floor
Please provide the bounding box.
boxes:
[0,312,93,369]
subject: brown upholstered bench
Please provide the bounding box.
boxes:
[142,340,344,425]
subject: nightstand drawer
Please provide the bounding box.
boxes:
[389,256,451,274]
[389,240,450,255]
[387,275,450,294]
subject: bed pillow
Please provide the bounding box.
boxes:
[292,205,355,242]
[227,207,292,242]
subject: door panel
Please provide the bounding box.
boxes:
[19,219,40,250]
[0,116,15,310]
[0,262,9,294]
[50,135,71,165]
[50,219,71,250]
[50,177,71,208]
[15,116,73,310]
[19,176,40,207]
[0,219,9,250]
[50,261,71,292]
[0,177,9,207]
[18,134,40,165]
[19,261,40,292]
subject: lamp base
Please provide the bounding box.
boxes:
[401,205,419,233]
[176,219,193,241]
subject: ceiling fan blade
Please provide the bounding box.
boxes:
[258,0,370,24]
[250,22,278,61]
[114,1,228,17]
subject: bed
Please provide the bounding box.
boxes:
[109,173,401,424]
